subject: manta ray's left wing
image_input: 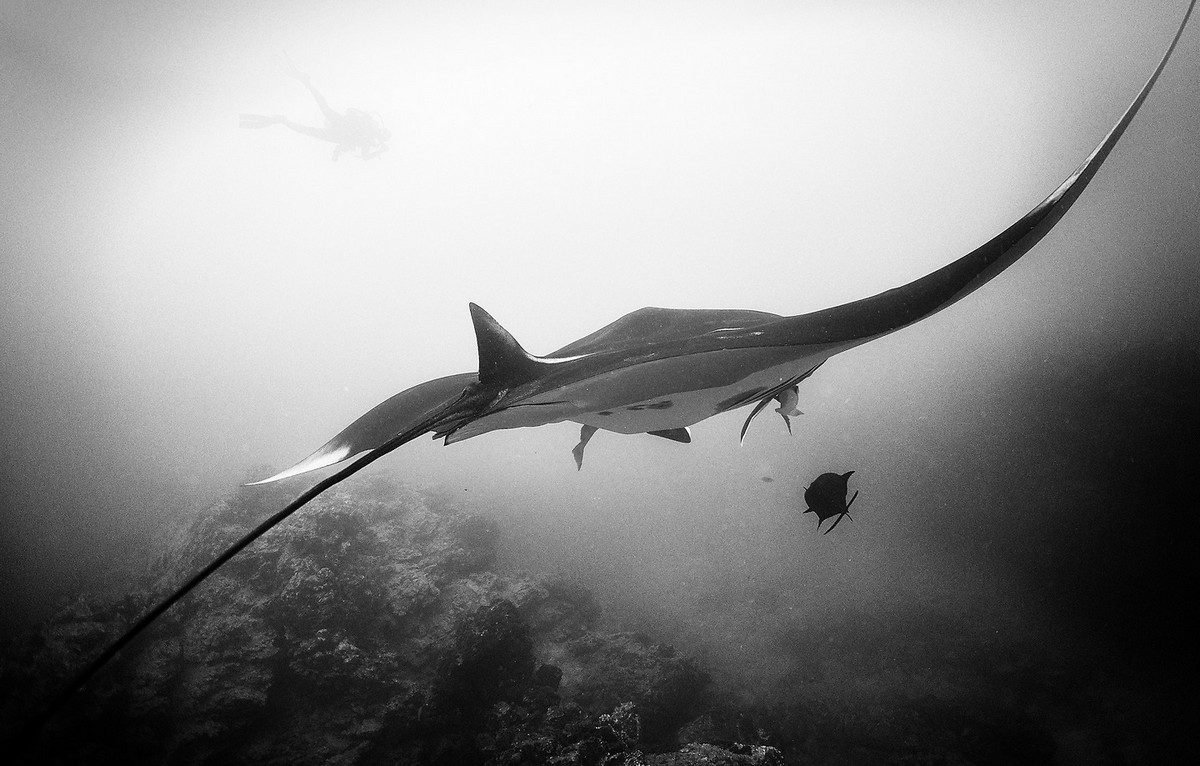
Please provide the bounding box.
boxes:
[248,373,478,484]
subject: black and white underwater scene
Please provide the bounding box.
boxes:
[3,1,1198,764]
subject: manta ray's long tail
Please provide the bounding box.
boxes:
[12,388,481,754]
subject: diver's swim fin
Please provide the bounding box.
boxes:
[239,113,280,129]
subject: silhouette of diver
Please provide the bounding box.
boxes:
[803,471,858,534]
[240,54,390,161]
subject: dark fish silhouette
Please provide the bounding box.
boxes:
[804,471,858,534]
[17,1,1195,750]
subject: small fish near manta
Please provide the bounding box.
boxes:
[804,471,859,534]
[17,2,1195,750]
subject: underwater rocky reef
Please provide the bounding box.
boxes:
[1,473,1189,764]
[1,475,777,765]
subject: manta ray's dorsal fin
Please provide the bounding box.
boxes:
[469,303,547,387]
[470,303,593,389]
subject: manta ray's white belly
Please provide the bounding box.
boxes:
[570,353,825,433]
[448,346,838,442]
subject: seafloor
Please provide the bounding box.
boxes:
[1,474,1189,765]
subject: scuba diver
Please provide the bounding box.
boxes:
[240,54,390,161]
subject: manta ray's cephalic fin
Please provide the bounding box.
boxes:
[573,425,690,469]
[572,424,598,469]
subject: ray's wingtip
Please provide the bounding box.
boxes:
[242,446,358,487]
[242,468,295,486]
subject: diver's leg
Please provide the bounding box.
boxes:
[277,118,336,142]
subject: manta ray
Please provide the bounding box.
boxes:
[19,1,1194,747]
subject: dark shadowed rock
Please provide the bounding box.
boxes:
[648,743,784,766]
[547,630,712,747]
[1,474,725,765]
[428,599,535,722]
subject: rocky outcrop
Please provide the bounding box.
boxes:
[1,474,767,765]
